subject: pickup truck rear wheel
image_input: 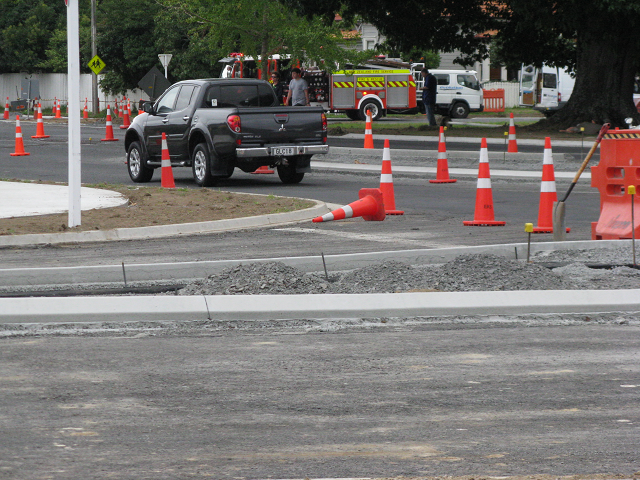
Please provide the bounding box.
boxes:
[192,143,216,187]
[277,163,304,184]
[127,141,154,183]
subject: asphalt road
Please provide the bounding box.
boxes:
[2,323,639,479]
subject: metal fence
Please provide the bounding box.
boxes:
[0,73,150,111]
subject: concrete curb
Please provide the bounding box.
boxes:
[1,289,639,324]
[0,198,331,247]
[0,239,632,287]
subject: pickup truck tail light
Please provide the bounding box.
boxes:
[227,114,242,145]
[321,112,327,143]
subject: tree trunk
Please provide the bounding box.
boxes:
[549,33,639,129]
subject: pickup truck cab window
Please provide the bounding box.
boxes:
[155,86,180,114]
[174,85,198,111]
[205,84,276,108]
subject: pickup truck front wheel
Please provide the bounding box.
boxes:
[277,163,305,184]
[127,141,154,183]
[192,143,216,187]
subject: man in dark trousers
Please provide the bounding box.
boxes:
[271,72,286,105]
[421,68,437,126]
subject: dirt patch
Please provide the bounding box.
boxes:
[0,183,314,235]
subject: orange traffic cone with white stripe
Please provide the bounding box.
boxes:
[379,139,404,215]
[31,103,50,139]
[3,97,9,120]
[120,101,131,129]
[364,111,374,149]
[252,165,274,174]
[313,188,385,222]
[160,132,176,189]
[533,137,570,234]
[463,138,506,226]
[10,115,30,156]
[83,98,88,119]
[430,126,457,184]
[101,105,118,142]
[507,112,518,152]
[55,98,61,118]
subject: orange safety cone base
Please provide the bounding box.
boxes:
[463,220,506,226]
[386,210,404,215]
[101,137,119,142]
[251,165,274,174]
[429,179,457,184]
[10,152,30,156]
[532,226,570,234]
[31,134,50,139]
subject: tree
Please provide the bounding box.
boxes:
[285,0,640,128]
[157,0,374,80]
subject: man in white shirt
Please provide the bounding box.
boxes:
[286,68,310,106]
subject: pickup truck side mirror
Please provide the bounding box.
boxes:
[143,102,155,114]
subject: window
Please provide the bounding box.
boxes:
[258,84,276,106]
[457,74,480,91]
[434,74,450,86]
[174,85,197,111]
[205,84,277,108]
[155,86,179,114]
[542,73,557,89]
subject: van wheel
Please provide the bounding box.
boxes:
[359,99,383,121]
[127,141,154,183]
[192,143,216,187]
[450,102,470,119]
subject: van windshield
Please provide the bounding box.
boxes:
[457,74,480,91]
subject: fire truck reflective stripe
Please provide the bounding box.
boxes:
[333,82,354,88]
[387,81,408,87]
[604,133,640,138]
[356,81,384,87]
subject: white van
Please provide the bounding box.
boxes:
[414,69,484,118]
[519,64,575,116]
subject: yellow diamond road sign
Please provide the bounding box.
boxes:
[88,55,106,75]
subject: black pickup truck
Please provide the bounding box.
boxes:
[124,78,329,186]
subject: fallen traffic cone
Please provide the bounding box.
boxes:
[364,111,374,149]
[252,165,274,174]
[507,112,518,152]
[313,188,385,222]
[119,101,131,129]
[430,126,457,184]
[31,103,50,139]
[83,98,88,119]
[160,132,175,188]
[101,105,119,142]
[3,97,9,120]
[10,115,30,156]
[379,139,404,215]
[463,138,506,226]
[533,137,570,234]
[55,98,61,118]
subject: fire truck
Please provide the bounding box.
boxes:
[218,54,417,121]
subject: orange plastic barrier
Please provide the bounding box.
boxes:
[590,130,640,239]
[482,89,505,113]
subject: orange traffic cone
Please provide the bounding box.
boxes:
[430,126,457,184]
[3,97,9,120]
[252,165,274,174]
[10,115,30,156]
[83,98,88,119]
[119,101,131,129]
[55,98,61,118]
[507,112,518,153]
[101,105,119,142]
[138,99,144,115]
[379,139,404,215]
[160,132,176,189]
[533,137,570,234]
[313,188,386,222]
[31,103,50,139]
[364,111,374,149]
[463,138,506,226]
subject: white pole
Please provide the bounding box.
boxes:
[67,0,81,227]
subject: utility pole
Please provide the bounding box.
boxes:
[91,0,99,114]
[67,0,82,227]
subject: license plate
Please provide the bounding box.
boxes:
[271,147,294,156]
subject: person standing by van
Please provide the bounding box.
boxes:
[421,68,437,126]
[286,68,310,106]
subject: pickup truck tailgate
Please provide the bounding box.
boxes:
[236,106,326,146]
